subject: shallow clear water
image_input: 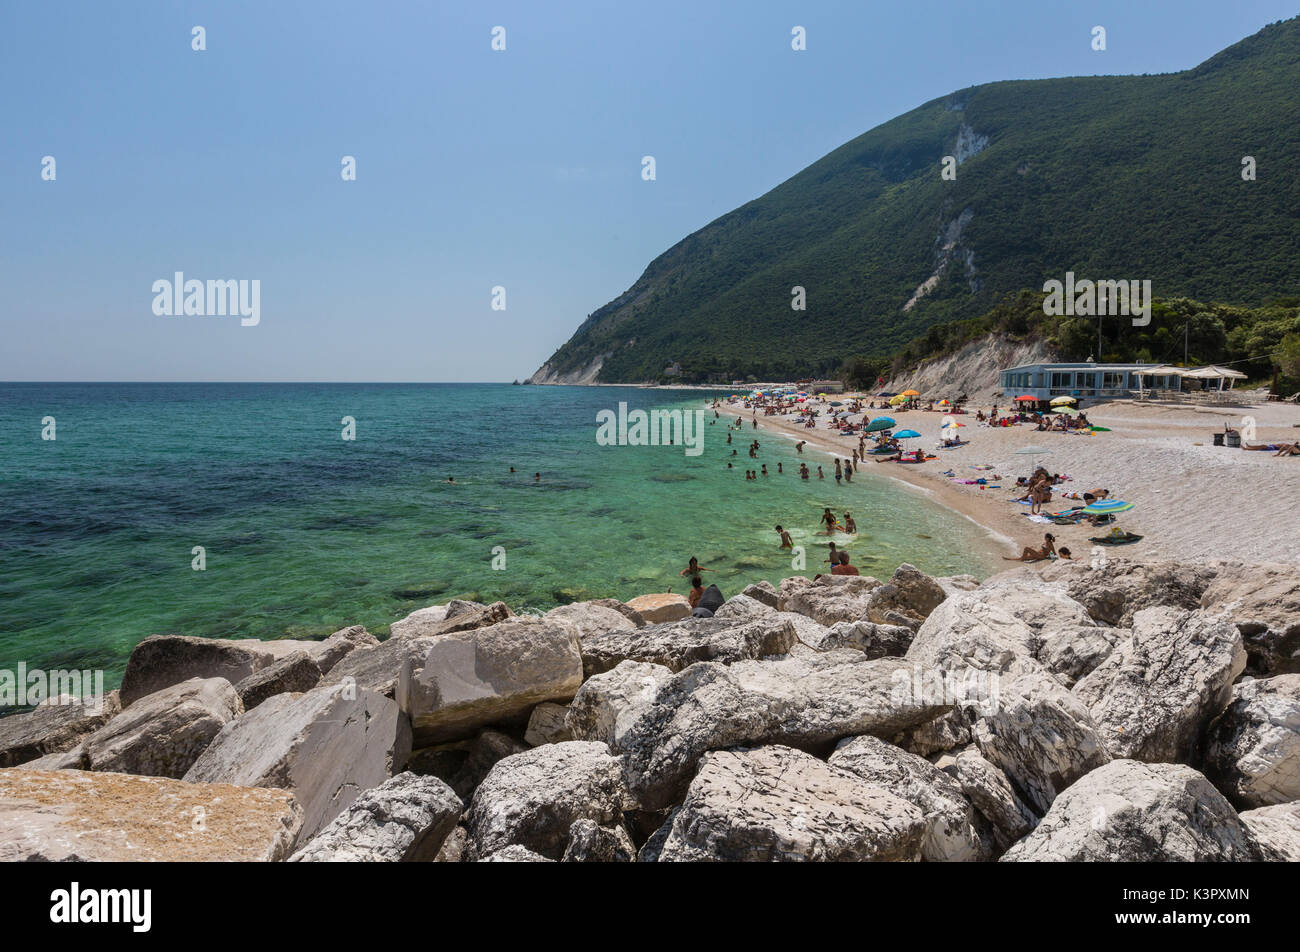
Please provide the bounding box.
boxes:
[0,383,999,687]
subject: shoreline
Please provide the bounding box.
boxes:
[721,394,1300,567]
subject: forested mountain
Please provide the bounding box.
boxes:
[531,17,1300,384]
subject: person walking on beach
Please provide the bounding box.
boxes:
[776,525,793,549]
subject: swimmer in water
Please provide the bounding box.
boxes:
[680,556,711,577]
[821,508,837,532]
[447,476,455,483]
[844,512,856,533]
[534,473,541,481]
[775,525,793,548]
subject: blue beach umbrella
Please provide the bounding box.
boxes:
[894,429,921,439]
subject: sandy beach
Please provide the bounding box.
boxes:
[736,394,1300,567]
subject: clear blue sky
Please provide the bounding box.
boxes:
[3,0,1295,381]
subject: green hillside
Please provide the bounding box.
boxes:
[532,17,1300,384]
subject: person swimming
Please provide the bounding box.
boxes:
[680,556,711,577]
[844,512,856,533]
[775,525,793,549]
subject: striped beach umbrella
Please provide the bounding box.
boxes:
[1081,499,1135,515]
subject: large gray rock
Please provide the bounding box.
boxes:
[465,741,632,860]
[407,729,530,802]
[397,618,583,746]
[1060,559,1218,628]
[945,747,1038,851]
[0,768,302,862]
[829,735,993,861]
[906,582,1088,674]
[234,651,322,710]
[713,596,834,651]
[118,628,375,706]
[815,620,914,658]
[741,580,781,609]
[561,818,637,862]
[119,636,273,707]
[613,652,952,810]
[0,692,121,767]
[389,600,512,640]
[1073,607,1246,763]
[289,772,462,862]
[1037,624,1123,687]
[864,563,948,626]
[1237,802,1300,861]
[972,666,1111,815]
[84,678,241,778]
[781,576,882,626]
[579,616,797,678]
[566,660,675,747]
[524,702,573,746]
[1200,562,1300,674]
[658,746,926,862]
[544,601,637,642]
[1204,674,1300,808]
[479,844,555,862]
[319,635,425,699]
[184,683,407,845]
[1001,759,1266,862]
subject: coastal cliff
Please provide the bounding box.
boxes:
[3,558,1298,862]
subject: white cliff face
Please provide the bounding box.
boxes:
[528,355,607,385]
[904,206,976,312]
[953,124,989,166]
[882,333,1053,404]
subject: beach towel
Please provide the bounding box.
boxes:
[1090,534,1143,546]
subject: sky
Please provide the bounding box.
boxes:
[2,0,1296,382]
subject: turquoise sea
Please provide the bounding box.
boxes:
[0,383,1000,689]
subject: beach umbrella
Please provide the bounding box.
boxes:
[941,421,966,428]
[1089,426,1112,432]
[1050,396,1077,406]
[902,389,921,397]
[866,417,895,432]
[937,399,951,406]
[1054,407,1081,417]
[889,394,908,406]
[1014,395,1038,403]
[894,429,921,439]
[1081,499,1134,515]
[1014,445,1051,455]
[830,401,844,407]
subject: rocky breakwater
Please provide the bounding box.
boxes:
[2,559,1299,862]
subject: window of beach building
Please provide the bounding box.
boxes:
[1103,371,1124,390]
[1051,371,1071,391]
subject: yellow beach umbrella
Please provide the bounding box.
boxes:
[889,394,908,406]
[1050,396,1077,406]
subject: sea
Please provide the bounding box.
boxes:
[0,382,1000,690]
